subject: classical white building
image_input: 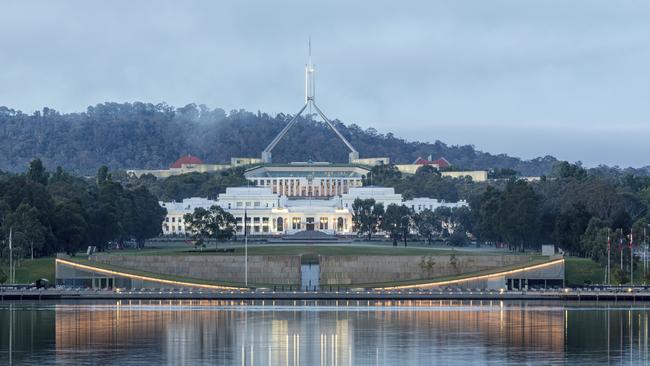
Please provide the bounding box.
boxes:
[160,186,467,236]
[244,163,368,198]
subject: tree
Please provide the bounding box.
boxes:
[184,205,236,251]
[27,159,48,185]
[448,228,468,247]
[579,217,609,263]
[382,204,411,246]
[51,201,88,256]
[97,165,110,186]
[184,207,210,250]
[130,187,167,248]
[497,180,541,252]
[554,203,592,256]
[475,186,503,244]
[351,198,383,241]
[413,209,441,244]
[3,203,46,259]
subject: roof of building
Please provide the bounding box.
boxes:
[413,157,450,168]
[170,155,204,168]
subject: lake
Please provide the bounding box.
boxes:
[0,300,648,365]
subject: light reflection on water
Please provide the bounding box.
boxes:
[0,300,649,365]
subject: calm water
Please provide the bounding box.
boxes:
[1,300,649,365]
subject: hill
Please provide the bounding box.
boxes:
[0,102,578,176]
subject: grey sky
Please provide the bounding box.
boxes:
[1,1,649,167]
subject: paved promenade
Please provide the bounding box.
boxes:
[2,287,650,302]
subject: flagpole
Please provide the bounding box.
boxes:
[244,207,248,287]
[9,227,13,284]
[620,229,623,273]
[630,231,634,285]
[607,229,610,285]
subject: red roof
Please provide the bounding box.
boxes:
[413,157,450,168]
[170,155,204,168]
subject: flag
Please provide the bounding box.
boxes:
[620,236,623,253]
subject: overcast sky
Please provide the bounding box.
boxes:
[1,1,649,167]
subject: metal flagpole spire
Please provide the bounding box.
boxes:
[261,38,359,164]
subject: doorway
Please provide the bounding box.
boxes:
[301,263,320,290]
[305,217,315,231]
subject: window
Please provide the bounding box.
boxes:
[277,217,284,232]
[172,217,176,223]
[320,217,329,230]
[337,217,344,231]
[292,217,301,230]
[254,202,260,207]
[236,202,243,207]
[228,203,231,209]
[165,217,169,222]
[245,202,251,207]
[253,217,260,223]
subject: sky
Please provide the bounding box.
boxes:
[1,1,649,167]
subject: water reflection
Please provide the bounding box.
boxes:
[0,300,649,365]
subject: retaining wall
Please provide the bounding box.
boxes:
[87,253,536,286]
[89,254,301,285]
[319,255,534,285]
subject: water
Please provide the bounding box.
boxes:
[1,300,649,365]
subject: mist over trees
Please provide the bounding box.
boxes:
[0,102,572,176]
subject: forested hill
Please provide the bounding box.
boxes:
[0,102,570,176]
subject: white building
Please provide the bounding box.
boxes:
[160,186,468,237]
[244,163,368,198]
[160,197,216,235]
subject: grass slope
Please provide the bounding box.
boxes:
[565,257,605,286]
[0,257,55,284]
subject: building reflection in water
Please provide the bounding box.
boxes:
[48,301,580,365]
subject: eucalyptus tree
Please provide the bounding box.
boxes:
[184,205,236,251]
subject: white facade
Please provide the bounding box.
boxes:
[244,164,368,198]
[160,197,217,235]
[160,186,468,237]
[340,187,403,209]
[403,197,469,213]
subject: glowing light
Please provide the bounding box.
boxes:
[378,258,565,290]
[56,258,247,290]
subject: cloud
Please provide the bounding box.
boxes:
[0,0,648,166]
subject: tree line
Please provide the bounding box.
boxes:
[359,161,650,282]
[0,102,571,176]
[0,160,166,272]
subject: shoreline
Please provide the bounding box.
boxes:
[2,288,649,302]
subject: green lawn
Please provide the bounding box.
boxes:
[115,244,512,257]
[565,257,605,286]
[0,257,55,284]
